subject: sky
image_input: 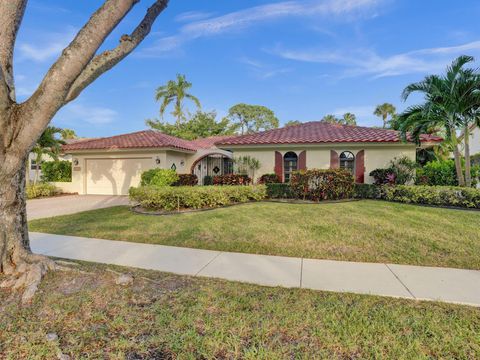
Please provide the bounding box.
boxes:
[13,0,480,137]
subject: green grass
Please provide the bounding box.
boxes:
[1,261,479,359]
[29,200,480,269]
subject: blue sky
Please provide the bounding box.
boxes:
[14,0,480,137]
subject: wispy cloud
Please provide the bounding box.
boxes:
[175,11,214,23]
[270,40,480,78]
[140,0,385,57]
[239,57,292,79]
[17,28,76,62]
[59,103,118,126]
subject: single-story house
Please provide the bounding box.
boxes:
[61,121,441,195]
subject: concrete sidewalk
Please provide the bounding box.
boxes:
[30,232,480,307]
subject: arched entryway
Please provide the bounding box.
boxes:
[191,154,234,185]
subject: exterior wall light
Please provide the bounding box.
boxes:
[180,160,185,167]
[155,157,161,165]
[73,159,79,166]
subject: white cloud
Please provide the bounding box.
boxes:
[59,103,118,125]
[175,11,214,23]
[270,40,480,79]
[17,28,77,62]
[140,0,385,57]
[239,56,292,79]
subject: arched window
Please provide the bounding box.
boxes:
[283,151,298,182]
[339,151,355,173]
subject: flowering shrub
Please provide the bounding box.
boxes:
[370,156,417,185]
[173,174,198,186]
[258,173,280,184]
[129,185,266,211]
[213,174,251,186]
[140,169,179,187]
[290,169,354,201]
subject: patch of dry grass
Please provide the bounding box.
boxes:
[0,261,479,358]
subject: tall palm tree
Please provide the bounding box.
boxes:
[397,55,480,187]
[342,112,357,125]
[32,126,65,184]
[374,103,396,128]
[155,74,201,126]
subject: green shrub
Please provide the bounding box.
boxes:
[129,185,267,211]
[26,183,59,199]
[140,169,179,187]
[203,175,213,185]
[40,160,72,182]
[290,169,354,201]
[173,174,198,186]
[213,174,251,186]
[265,183,294,199]
[258,173,280,184]
[370,156,416,185]
[417,160,480,187]
[354,184,480,209]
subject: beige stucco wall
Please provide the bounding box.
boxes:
[470,126,480,155]
[226,144,416,184]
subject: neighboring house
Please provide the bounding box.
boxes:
[62,122,441,195]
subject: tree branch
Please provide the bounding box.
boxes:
[0,0,27,103]
[17,0,141,151]
[64,0,169,104]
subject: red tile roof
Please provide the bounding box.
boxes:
[188,135,236,149]
[62,130,197,152]
[216,121,443,146]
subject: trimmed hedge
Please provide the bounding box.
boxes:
[140,169,179,187]
[173,174,198,186]
[41,160,72,182]
[26,183,59,199]
[355,184,480,209]
[258,173,280,184]
[129,185,267,211]
[213,174,251,186]
[416,160,480,187]
[290,169,354,201]
[265,183,294,199]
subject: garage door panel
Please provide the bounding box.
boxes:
[86,158,152,195]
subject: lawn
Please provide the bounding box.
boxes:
[1,261,479,358]
[29,200,480,269]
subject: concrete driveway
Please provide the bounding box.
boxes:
[27,195,130,220]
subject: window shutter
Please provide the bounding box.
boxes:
[298,150,307,170]
[355,150,365,183]
[274,151,283,182]
[330,150,339,169]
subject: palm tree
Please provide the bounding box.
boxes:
[374,103,396,128]
[397,55,480,187]
[342,113,357,125]
[321,114,339,124]
[32,126,65,184]
[155,74,201,126]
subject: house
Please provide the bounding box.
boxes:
[61,122,441,195]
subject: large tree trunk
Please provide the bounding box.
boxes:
[0,153,56,303]
[464,126,471,187]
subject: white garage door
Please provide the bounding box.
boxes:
[86,158,152,195]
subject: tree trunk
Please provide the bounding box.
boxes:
[0,157,57,303]
[451,131,465,187]
[464,126,471,187]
